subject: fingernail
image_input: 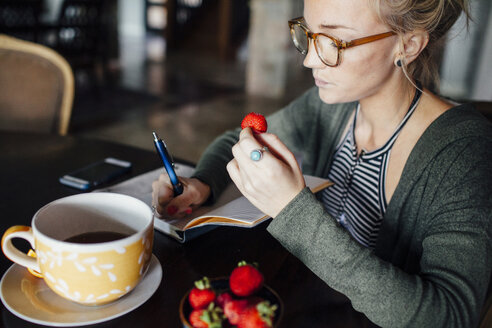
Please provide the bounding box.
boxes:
[185,208,192,215]
[167,206,178,215]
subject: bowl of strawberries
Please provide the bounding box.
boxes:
[180,261,283,328]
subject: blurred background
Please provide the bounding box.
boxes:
[1,0,491,163]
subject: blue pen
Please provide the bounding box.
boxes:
[152,132,184,196]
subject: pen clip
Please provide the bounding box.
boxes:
[163,141,176,168]
[153,132,175,166]
[165,144,176,168]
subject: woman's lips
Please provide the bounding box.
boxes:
[314,77,331,87]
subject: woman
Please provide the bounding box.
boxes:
[153,0,491,326]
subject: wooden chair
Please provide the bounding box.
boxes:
[0,34,74,135]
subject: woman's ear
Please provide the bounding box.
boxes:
[400,29,429,65]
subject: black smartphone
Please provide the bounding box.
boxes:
[59,158,132,190]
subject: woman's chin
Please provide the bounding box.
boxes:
[317,87,340,104]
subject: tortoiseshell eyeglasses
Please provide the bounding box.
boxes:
[288,17,396,67]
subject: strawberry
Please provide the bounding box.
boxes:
[215,292,233,308]
[229,261,264,297]
[224,297,265,325]
[224,299,249,325]
[189,303,224,328]
[189,309,210,328]
[236,301,277,328]
[241,112,267,134]
[189,277,216,309]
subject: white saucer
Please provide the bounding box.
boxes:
[0,254,162,327]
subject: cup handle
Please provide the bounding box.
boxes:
[1,226,40,272]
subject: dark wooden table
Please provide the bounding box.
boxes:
[0,131,374,327]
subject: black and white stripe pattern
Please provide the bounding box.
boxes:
[322,89,422,249]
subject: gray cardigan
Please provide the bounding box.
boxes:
[192,87,492,327]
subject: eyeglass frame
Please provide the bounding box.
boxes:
[288,17,397,67]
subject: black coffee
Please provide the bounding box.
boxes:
[64,231,129,244]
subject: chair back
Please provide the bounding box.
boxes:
[0,34,74,135]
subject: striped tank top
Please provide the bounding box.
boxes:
[321,88,422,249]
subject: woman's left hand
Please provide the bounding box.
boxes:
[226,128,306,218]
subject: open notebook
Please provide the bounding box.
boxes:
[98,164,332,242]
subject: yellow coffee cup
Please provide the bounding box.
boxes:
[1,193,154,306]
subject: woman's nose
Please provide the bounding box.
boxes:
[303,39,325,69]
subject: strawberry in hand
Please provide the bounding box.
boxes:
[229,261,264,297]
[241,112,267,134]
[189,277,216,310]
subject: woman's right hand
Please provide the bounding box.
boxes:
[151,173,211,219]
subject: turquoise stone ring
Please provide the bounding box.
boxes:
[250,147,267,161]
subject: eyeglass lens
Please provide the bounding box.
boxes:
[291,24,309,54]
[291,23,339,66]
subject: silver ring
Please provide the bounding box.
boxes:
[250,146,268,161]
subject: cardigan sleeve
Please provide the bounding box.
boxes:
[267,135,492,327]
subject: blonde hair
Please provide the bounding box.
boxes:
[370,0,471,90]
